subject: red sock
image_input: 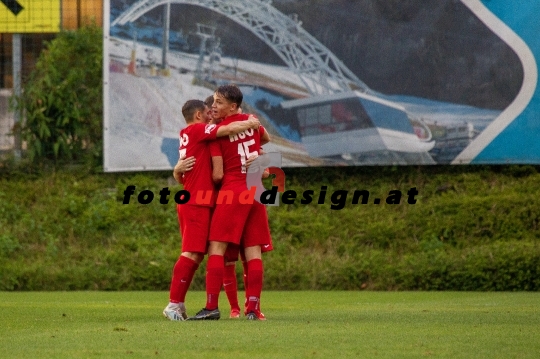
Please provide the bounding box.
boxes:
[246,259,263,313]
[242,260,249,308]
[169,256,199,303]
[223,263,240,311]
[242,261,248,293]
[205,255,224,310]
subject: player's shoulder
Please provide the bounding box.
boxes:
[203,123,218,134]
[184,123,217,134]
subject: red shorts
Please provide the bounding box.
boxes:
[224,244,241,263]
[224,239,273,262]
[177,204,212,254]
[209,200,272,250]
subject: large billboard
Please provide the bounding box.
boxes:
[103,0,539,171]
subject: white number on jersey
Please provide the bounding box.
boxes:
[237,139,257,173]
[179,133,189,159]
[179,148,187,159]
[180,133,189,147]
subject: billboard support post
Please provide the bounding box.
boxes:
[12,33,22,159]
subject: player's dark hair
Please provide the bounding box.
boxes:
[182,99,206,123]
[204,95,214,107]
[215,84,243,108]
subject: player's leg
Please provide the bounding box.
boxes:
[188,240,227,320]
[243,245,264,320]
[223,244,241,318]
[254,236,273,319]
[164,205,209,321]
[164,252,203,320]
[206,241,229,312]
[223,261,241,318]
[240,249,249,315]
[242,202,272,320]
[189,199,251,320]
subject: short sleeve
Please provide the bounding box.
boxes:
[192,123,220,142]
[209,140,222,157]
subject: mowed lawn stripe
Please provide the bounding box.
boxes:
[0,291,539,359]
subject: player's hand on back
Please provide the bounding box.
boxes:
[245,154,258,170]
[246,155,270,179]
[175,155,195,173]
[247,115,261,130]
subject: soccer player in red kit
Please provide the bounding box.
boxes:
[163,99,261,321]
[174,96,256,319]
[189,85,272,321]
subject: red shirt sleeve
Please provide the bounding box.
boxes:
[209,140,222,157]
[192,123,220,142]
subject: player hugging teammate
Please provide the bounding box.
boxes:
[163,85,272,321]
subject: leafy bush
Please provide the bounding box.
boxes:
[1,166,540,290]
[12,24,102,165]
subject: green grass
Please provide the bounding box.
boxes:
[1,291,539,358]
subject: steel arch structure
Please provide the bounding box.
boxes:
[111,0,370,95]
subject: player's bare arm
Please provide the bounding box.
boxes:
[215,116,261,137]
[211,156,224,184]
[246,120,270,169]
[261,130,270,145]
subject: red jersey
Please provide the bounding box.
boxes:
[178,122,220,206]
[209,114,266,191]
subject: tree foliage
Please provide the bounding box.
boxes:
[13,24,103,164]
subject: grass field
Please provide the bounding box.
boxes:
[1,291,539,358]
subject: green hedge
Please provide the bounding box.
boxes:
[1,165,539,290]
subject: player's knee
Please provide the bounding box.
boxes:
[208,241,228,256]
[181,252,203,263]
[243,245,262,261]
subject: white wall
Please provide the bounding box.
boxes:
[0,89,15,151]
